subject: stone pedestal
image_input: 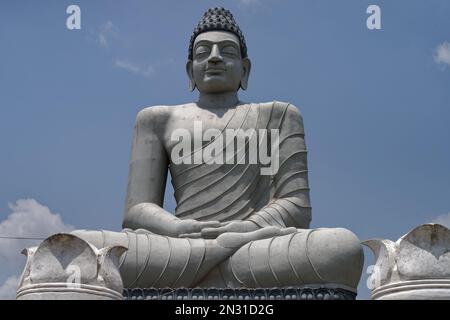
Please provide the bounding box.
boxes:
[364,224,450,300]
[123,287,356,300]
[371,279,450,300]
[16,233,126,300]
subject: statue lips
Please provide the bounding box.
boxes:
[205,67,226,75]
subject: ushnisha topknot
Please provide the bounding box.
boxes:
[188,7,248,60]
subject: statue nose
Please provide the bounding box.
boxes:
[208,44,223,63]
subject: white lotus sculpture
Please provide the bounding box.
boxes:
[16,233,127,300]
[364,223,450,300]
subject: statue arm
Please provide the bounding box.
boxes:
[122,107,177,234]
[123,107,220,237]
[246,103,312,229]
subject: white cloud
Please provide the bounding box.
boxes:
[114,59,155,77]
[434,42,450,67]
[0,199,74,300]
[98,21,116,48]
[0,276,19,300]
[432,212,450,229]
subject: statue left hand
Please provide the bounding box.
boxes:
[179,220,259,239]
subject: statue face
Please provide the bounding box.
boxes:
[187,31,251,93]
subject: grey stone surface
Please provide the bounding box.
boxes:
[364,223,450,300]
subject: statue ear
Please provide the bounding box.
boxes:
[186,60,196,92]
[240,57,251,91]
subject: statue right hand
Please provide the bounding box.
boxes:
[124,203,221,238]
[176,219,221,238]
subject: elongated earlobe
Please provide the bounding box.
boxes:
[186,60,196,92]
[189,79,196,92]
[240,58,251,91]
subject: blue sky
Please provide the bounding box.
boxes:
[0,0,449,299]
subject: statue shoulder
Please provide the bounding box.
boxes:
[135,105,171,124]
[135,103,193,124]
[270,101,303,118]
[270,101,305,133]
[268,101,304,122]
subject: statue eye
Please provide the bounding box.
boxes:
[221,46,239,57]
[195,46,210,57]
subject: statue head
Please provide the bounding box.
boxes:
[186,7,251,93]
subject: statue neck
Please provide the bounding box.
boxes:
[197,92,240,109]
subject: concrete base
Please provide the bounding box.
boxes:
[17,283,124,300]
[372,280,450,300]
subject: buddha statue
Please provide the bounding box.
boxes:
[71,7,364,294]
